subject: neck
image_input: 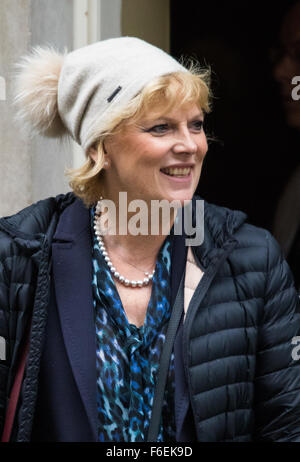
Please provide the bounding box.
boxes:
[103,232,168,261]
[95,195,177,267]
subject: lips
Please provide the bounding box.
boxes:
[160,167,192,177]
[160,164,195,177]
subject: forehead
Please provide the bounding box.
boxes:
[139,102,203,122]
[281,2,300,45]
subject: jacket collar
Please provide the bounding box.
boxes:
[0,193,76,258]
[190,196,247,269]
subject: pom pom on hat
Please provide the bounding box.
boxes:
[13,46,67,138]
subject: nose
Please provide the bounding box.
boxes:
[172,127,198,155]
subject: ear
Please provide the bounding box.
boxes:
[88,146,98,163]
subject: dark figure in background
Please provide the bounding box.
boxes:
[272,0,300,291]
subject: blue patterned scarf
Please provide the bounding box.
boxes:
[90,207,176,442]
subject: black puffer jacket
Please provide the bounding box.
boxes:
[0,193,300,442]
[0,193,75,439]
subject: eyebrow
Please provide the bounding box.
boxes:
[143,113,204,123]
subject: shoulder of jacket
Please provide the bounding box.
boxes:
[193,195,247,243]
[234,221,279,250]
[0,192,76,240]
[191,196,282,271]
[229,222,286,281]
[197,196,277,248]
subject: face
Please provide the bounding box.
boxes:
[90,103,208,206]
[273,2,300,129]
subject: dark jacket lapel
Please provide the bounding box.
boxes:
[171,228,195,441]
[51,198,97,440]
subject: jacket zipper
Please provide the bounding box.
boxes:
[16,235,51,442]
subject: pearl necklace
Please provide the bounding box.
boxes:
[93,199,155,288]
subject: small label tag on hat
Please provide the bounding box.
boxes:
[107,85,122,103]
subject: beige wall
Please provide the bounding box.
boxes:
[0,0,32,216]
[122,0,170,52]
[0,0,73,217]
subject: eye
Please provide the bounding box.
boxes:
[147,124,170,134]
[190,120,204,131]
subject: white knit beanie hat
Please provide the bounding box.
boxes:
[13,37,187,152]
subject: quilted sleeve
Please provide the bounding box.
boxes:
[253,231,300,441]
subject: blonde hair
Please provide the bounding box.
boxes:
[67,62,212,207]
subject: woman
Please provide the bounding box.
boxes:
[0,37,300,442]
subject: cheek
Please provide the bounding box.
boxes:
[198,135,208,158]
[133,144,166,170]
[138,142,169,164]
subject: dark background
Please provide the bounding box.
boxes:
[171,0,300,230]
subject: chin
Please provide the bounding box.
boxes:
[164,191,195,204]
